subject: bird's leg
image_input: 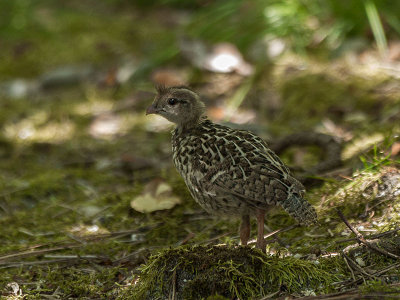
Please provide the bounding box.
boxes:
[256,209,266,253]
[239,215,250,246]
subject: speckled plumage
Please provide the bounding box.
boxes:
[172,118,316,224]
[147,85,317,250]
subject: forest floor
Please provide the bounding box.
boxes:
[1,1,400,299]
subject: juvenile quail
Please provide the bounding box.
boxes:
[146,85,317,251]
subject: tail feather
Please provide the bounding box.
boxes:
[280,195,317,225]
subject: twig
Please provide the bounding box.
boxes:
[289,284,400,300]
[264,224,299,239]
[200,232,232,245]
[44,254,98,259]
[276,289,357,300]
[80,254,104,272]
[341,261,400,287]
[341,252,356,282]
[66,233,87,244]
[169,268,177,300]
[0,259,73,269]
[259,289,280,299]
[0,245,83,262]
[263,225,285,247]
[336,227,400,244]
[341,252,376,280]
[336,209,400,260]
[294,291,400,300]
[112,247,154,265]
[177,232,195,246]
[0,256,103,269]
[248,224,298,246]
[374,262,400,276]
[0,226,155,263]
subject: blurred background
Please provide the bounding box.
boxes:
[1,0,400,297]
[1,0,400,141]
[1,0,400,136]
[1,0,399,184]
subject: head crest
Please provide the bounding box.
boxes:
[155,84,168,95]
[155,85,194,95]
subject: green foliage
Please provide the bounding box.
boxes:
[2,0,399,81]
[359,149,391,172]
[274,70,381,132]
[184,0,399,55]
[186,0,267,51]
[359,138,400,172]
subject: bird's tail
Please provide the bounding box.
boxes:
[280,195,318,225]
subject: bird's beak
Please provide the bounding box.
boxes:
[146,104,158,115]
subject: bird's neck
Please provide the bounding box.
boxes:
[175,115,208,135]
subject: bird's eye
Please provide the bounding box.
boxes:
[168,98,178,105]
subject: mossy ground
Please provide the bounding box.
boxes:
[126,245,340,299]
[1,1,400,299]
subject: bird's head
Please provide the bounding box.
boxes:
[146,85,206,128]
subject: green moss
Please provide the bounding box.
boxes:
[132,245,339,299]
[273,70,385,132]
[44,266,124,298]
[360,280,400,293]
[314,166,399,219]
[206,296,229,300]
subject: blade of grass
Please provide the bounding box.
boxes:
[224,77,254,122]
[364,0,388,57]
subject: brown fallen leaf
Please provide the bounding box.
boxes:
[131,178,181,213]
[391,142,400,157]
[204,43,254,76]
[179,39,253,76]
[151,68,189,86]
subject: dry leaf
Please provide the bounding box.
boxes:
[131,179,181,213]
[391,142,400,157]
[179,39,253,75]
[204,43,253,75]
[89,113,121,138]
[151,68,189,86]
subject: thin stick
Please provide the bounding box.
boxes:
[169,268,177,300]
[177,232,195,246]
[201,232,232,245]
[336,209,400,260]
[0,227,155,263]
[249,224,298,246]
[112,247,152,265]
[341,252,356,282]
[264,224,299,239]
[0,245,83,262]
[294,291,400,300]
[341,252,376,280]
[336,227,400,244]
[374,262,400,276]
[0,256,103,269]
[258,289,280,299]
[342,261,400,287]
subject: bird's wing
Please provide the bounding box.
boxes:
[183,123,315,223]
[235,129,291,174]
[195,129,304,209]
